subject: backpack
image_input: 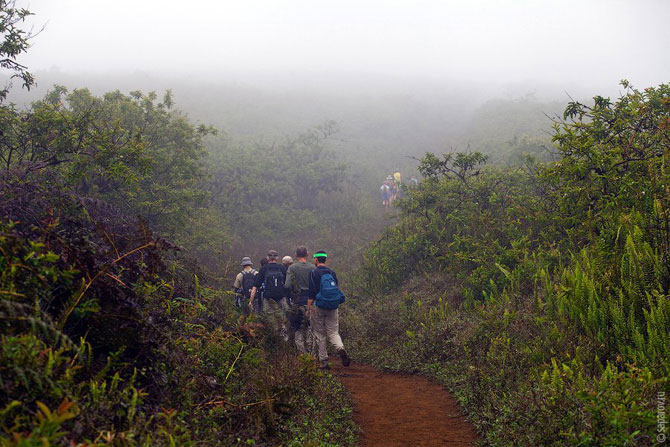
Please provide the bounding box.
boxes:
[263,265,285,299]
[315,272,345,309]
[240,270,256,298]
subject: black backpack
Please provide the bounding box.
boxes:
[263,265,285,299]
[240,270,256,298]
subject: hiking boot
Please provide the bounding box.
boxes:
[319,359,330,370]
[339,349,351,367]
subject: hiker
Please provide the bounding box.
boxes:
[250,250,288,335]
[233,257,257,309]
[285,246,316,354]
[308,250,350,369]
[409,176,418,188]
[380,181,391,208]
[385,175,397,204]
[282,255,295,305]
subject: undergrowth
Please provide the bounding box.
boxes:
[0,171,356,446]
[344,82,670,447]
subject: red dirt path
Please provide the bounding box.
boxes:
[331,360,479,447]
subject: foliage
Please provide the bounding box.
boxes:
[545,81,670,251]
[0,125,357,445]
[417,151,488,183]
[347,81,670,446]
[0,87,215,237]
[0,0,36,101]
[0,19,362,444]
[205,121,384,260]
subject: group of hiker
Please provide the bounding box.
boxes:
[380,171,418,208]
[233,247,350,370]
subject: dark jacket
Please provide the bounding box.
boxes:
[254,262,287,299]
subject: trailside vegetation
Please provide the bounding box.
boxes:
[0,172,356,445]
[205,121,382,258]
[0,0,36,101]
[0,115,358,445]
[0,19,359,440]
[344,81,670,446]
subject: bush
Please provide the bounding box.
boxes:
[0,170,357,446]
[346,82,670,446]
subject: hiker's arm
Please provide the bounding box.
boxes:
[249,271,263,304]
[252,269,264,289]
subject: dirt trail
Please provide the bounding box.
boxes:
[331,360,479,447]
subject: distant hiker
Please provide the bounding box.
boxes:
[385,175,397,204]
[308,250,350,369]
[380,182,391,208]
[250,250,288,335]
[233,257,257,309]
[389,175,399,202]
[285,246,316,354]
[409,176,418,188]
[393,172,403,200]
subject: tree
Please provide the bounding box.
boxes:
[0,86,215,234]
[544,81,670,249]
[207,122,348,247]
[417,151,488,183]
[0,0,37,101]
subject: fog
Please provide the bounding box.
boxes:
[22,0,670,89]
[5,0,669,175]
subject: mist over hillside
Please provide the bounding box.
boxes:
[7,69,578,168]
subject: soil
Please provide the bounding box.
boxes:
[331,360,479,447]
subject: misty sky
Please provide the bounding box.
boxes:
[20,0,670,87]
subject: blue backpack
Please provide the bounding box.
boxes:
[315,272,345,309]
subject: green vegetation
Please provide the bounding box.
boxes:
[0,155,357,447]
[205,121,382,259]
[0,12,360,443]
[3,3,667,445]
[345,81,670,446]
[0,0,35,101]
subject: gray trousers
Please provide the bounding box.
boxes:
[311,306,344,361]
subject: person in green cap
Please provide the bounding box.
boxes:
[308,250,350,369]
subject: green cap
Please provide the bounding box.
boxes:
[313,252,328,258]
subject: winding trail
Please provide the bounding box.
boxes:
[331,360,479,447]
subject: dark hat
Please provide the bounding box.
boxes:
[267,250,279,257]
